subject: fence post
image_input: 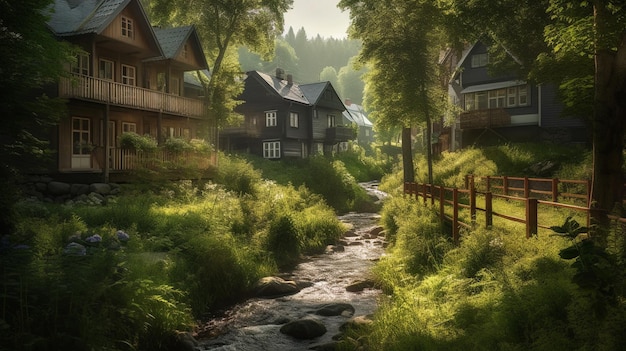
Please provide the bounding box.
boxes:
[470,180,477,224]
[430,184,435,206]
[486,176,491,193]
[503,176,509,196]
[526,198,538,238]
[423,183,428,204]
[439,185,445,223]
[465,175,470,189]
[453,188,460,244]
[552,178,559,202]
[485,192,493,227]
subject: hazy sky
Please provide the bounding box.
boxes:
[283,0,351,39]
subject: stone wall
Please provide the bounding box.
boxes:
[22,176,121,206]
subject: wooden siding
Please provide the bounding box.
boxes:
[101,7,153,52]
[59,74,205,118]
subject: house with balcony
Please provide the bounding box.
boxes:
[450,41,588,147]
[46,0,212,181]
[220,69,354,158]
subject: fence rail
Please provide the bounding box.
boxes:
[404,175,625,243]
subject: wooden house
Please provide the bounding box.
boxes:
[220,69,355,158]
[46,0,211,181]
[342,99,374,146]
[449,41,588,147]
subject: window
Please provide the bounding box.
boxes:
[122,122,136,133]
[121,16,134,39]
[72,117,91,155]
[99,59,114,80]
[72,53,89,75]
[265,111,277,127]
[488,89,506,108]
[263,141,281,159]
[121,64,135,86]
[327,115,336,128]
[289,112,299,128]
[471,53,488,68]
[182,128,190,139]
[518,85,529,106]
[182,44,188,58]
[507,87,518,107]
[157,72,166,91]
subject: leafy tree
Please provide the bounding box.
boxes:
[146,0,293,137]
[0,0,73,235]
[319,66,339,87]
[340,0,448,183]
[439,0,626,241]
[337,59,366,105]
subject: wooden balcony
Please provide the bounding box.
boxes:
[460,108,511,130]
[59,74,206,118]
[325,126,356,143]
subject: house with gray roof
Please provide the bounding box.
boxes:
[220,69,354,158]
[46,0,212,181]
[342,99,374,146]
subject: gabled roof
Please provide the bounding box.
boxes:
[48,0,129,36]
[252,71,309,105]
[299,82,329,105]
[151,26,209,69]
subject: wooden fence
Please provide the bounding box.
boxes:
[404,175,626,243]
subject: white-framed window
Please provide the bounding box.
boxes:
[72,53,89,75]
[471,53,488,68]
[122,122,137,133]
[327,114,336,127]
[121,16,134,39]
[263,141,281,159]
[121,64,135,86]
[488,89,506,108]
[507,87,518,107]
[265,111,277,127]
[518,85,529,106]
[289,112,299,128]
[72,117,91,155]
[99,59,114,80]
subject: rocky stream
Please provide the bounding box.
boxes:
[195,182,388,351]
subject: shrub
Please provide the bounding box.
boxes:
[118,132,158,152]
[265,214,301,268]
[215,154,261,195]
[163,137,193,153]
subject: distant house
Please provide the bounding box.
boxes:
[343,99,374,146]
[449,41,588,148]
[46,0,212,181]
[220,69,355,158]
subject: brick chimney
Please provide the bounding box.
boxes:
[345,98,352,106]
[276,68,285,80]
[287,74,293,85]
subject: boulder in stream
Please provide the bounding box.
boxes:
[346,279,376,292]
[280,318,327,339]
[254,276,300,298]
[315,303,355,317]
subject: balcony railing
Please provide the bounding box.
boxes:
[59,74,206,118]
[460,108,511,130]
[326,126,356,143]
[91,147,215,171]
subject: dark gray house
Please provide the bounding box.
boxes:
[220,69,354,158]
[450,41,588,147]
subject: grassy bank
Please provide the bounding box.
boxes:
[1,155,372,351]
[339,143,626,351]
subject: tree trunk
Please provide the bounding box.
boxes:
[591,2,626,243]
[402,127,415,183]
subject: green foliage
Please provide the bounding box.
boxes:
[265,214,301,268]
[118,132,158,152]
[215,154,262,195]
[163,137,194,153]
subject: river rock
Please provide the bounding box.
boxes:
[90,183,111,195]
[369,226,384,237]
[254,276,300,298]
[343,229,358,237]
[346,279,375,292]
[326,244,345,253]
[310,341,340,350]
[280,318,327,339]
[71,183,90,196]
[315,303,355,317]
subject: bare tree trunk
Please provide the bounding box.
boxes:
[402,127,415,183]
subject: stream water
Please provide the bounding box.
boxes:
[196,182,387,350]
